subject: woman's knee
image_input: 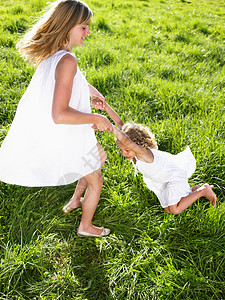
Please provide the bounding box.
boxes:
[85,169,103,190]
[96,171,103,188]
[97,143,107,166]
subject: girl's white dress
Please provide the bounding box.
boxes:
[0,50,101,187]
[135,147,196,208]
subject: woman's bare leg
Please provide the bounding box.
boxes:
[78,167,104,235]
[64,178,88,211]
[63,143,107,212]
[78,144,107,235]
[169,184,217,215]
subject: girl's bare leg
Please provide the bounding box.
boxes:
[165,186,201,213]
[192,185,200,192]
[168,183,217,215]
[164,207,172,213]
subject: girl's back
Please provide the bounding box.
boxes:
[135,146,196,182]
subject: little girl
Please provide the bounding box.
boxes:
[0,0,113,237]
[92,100,217,214]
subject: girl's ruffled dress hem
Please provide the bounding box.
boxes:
[135,147,196,208]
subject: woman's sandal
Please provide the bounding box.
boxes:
[62,197,84,214]
[77,227,110,238]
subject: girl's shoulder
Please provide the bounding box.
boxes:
[136,147,154,164]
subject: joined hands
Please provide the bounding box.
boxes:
[91,99,112,132]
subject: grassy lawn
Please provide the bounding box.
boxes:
[0,0,224,299]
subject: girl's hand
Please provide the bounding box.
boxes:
[89,84,106,109]
[91,124,98,130]
[91,99,105,110]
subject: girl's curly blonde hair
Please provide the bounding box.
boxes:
[17,0,92,65]
[121,122,158,149]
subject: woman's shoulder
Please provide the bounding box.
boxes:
[57,51,77,65]
[47,50,76,68]
[55,51,78,78]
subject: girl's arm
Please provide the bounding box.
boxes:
[113,126,153,163]
[92,100,124,129]
[105,103,124,129]
[88,84,106,109]
[52,54,113,132]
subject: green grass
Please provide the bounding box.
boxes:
[0,0,225,299]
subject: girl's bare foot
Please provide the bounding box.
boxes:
[199,184,217,207]
[62,197,83,214]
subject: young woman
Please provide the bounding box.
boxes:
[0,0,113,237]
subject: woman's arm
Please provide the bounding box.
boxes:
[52,54,113,132]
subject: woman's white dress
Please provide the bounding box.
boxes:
[0,50,100,187]
[135,147,196,208]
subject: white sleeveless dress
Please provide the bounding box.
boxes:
[0,50,101,187]
[134,147,196,208]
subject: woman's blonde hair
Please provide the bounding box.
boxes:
[121,122,158,149]
[17,0,92,65]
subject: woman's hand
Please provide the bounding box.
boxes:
[92,114,113,132]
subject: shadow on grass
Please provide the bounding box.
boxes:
[0,177,224,299]
[0,182,111,298]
